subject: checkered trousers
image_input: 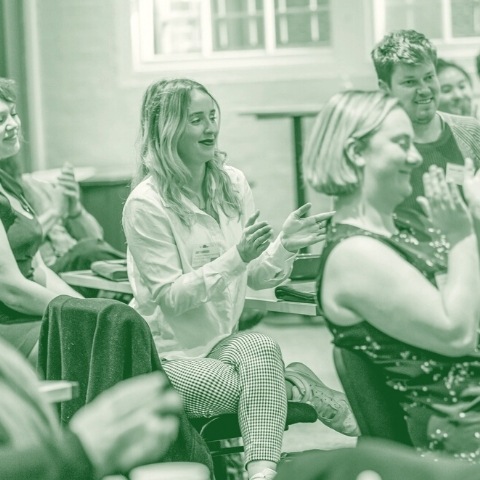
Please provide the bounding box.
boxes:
[162,332,288,465]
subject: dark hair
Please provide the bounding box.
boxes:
[0,78,17,103]
[0,78,23,166]
[436,58,472,86]
[371,30,437,85]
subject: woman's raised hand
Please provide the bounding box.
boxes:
[236,210,273,263]
[57,162,82,217]
[417,165,472,245]
[280,204,334,253]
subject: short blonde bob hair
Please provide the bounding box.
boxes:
[303,90,400,196]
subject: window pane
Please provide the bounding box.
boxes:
[451,0,480,37]
[212,0,263,13]
[384,0,442,39]
[275,0,331,47]
[153,0,202,54]
[277,0,329,8]
[211,0,265,51]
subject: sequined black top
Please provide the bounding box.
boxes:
[317,218,480,461]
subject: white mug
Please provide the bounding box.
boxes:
[129,462,210,480]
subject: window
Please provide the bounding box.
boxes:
[152,1,203,55]
[451,0,480,38]
[275,0,330,48]
[132,0,331,65]
[211,0,265,51]
[373,0,480,42]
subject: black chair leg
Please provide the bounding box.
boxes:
[213,453,228,480]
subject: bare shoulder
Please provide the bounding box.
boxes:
[325,234,403,276]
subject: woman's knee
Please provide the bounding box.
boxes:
[237,332,282,360]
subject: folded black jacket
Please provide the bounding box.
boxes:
[37,295,213,476]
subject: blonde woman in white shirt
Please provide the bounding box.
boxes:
[123,78,359,480]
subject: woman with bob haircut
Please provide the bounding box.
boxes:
[303,89,480,459]
[122,78,359,480]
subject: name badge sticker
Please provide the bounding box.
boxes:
[445,163,464,185]
[191,244,221,269]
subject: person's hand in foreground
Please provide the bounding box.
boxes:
[280,204,334,252]
[57,162,82,218]
[69,372,182,477]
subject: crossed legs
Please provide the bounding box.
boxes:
[162,332,287,478]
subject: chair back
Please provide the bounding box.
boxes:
[38,295,163,423]
[38,296,214,473]
[333,346,412,446]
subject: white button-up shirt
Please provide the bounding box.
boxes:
[123,166,296,360]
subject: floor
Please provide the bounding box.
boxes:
[253,312,357,454]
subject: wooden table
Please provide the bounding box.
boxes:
[237,105,322,209]
[38,381,79,403]
[60,270,318,317]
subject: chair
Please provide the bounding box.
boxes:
[37,295,214,473]
[190,402,318,480]
[37,295,164,424]
[333,346,412,446]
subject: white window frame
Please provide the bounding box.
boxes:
[372,0,480,60]
[130,0,333,74]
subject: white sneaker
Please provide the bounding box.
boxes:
[250,467,277,480]
[285,362,360,436]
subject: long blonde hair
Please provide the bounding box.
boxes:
[133,78,242,226]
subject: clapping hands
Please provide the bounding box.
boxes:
[237,211,273,263]
[236,205,334,261]
[417,165,472,245]
[57,162,82,217]
[280,204,334,252]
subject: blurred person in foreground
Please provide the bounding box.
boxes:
[302,90,480,458]
[0,333,184,479]
[276,439,479,480]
